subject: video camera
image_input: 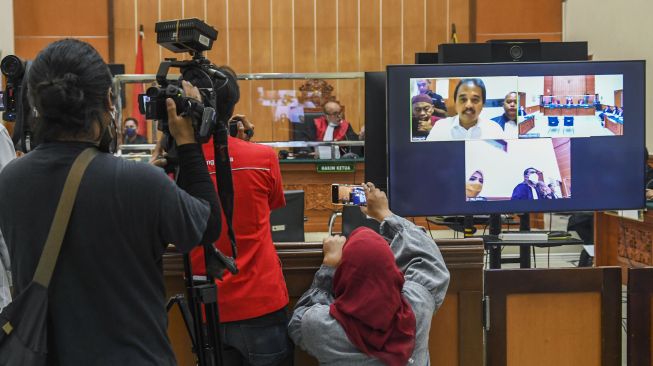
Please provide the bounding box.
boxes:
[1,55,33,152]
[140,18,238,147]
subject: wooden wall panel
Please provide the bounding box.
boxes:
[336,0,361,132]
[359,0,381,71]
[553,138,571,197]
[506,293,601,366]
[159,0,184,62]
[381,0,402,66]
[228,0,252,118]
[450,0,471,43]
[294,0,316,73]
[184,0,206,19]
[315,0,337,72]
[250,1,276,141]
[553,76,587,100]
[62,0,566,143]
[429,294,459,366]
[585,75,596,96]
[14,0,108,36]
[426,0,448,53]
[402,0,424,64]
[476,0,562,42]
[13,0,109,60]
[14,38,110,62]
[205,0,228,67]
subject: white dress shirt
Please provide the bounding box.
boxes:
[426,115,506,141]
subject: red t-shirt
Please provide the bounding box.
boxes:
[191,136,288,322]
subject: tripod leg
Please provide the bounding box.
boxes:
[166,294,197,349]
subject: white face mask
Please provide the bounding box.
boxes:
[528,173,538,184]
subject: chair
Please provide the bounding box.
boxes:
[563,116,574,134]
[270,190,305,242]
[547,116,560,134]
[328,205,380,237]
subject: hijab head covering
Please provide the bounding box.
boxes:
[329,227,416,366]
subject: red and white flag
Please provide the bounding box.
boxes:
[131,25,147,136]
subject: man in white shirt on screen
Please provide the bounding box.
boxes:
[426,78,504,141]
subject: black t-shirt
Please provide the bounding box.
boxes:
[0,142,210,365]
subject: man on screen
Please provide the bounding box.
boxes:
[491,91,519,139]
[426,78,504,141]
[511,167,545,200]
[411,94,442,140]
[416,79,447,117]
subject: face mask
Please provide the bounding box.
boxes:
[528,173,539,184]
[466,182,482,197]
[125,127,136,137]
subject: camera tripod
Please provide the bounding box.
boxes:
[167,250,225,366]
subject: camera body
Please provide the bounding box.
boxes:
[143,18,235,145]
[1,55,28,123]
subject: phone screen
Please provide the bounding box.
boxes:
[0,91,4,112]
[331,184,367,206]
[137,94,150,114]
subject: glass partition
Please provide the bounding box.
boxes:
[113,72,366,162]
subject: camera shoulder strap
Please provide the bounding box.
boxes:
[212,128,237,258]
[33,148,99,287]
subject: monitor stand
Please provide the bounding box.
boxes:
[487,213,531,268]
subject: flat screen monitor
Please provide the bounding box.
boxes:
[386,61,645,216]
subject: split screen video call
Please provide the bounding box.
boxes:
[386,61,645,217]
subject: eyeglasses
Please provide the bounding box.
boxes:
[325,111,342,117]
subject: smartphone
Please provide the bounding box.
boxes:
[137,94,150,115]
[331,184,367,206]
[0,91,4,111]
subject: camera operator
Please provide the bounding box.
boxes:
[0,39,220,365]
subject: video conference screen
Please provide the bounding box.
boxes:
[387,61,645,216]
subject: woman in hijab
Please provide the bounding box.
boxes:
[288,182,450,365]
[466,169,486,201]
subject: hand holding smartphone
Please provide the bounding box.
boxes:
[331,184,367,206]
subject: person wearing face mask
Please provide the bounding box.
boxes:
[304,100,362,158]
[122,117,147,145]
[466,170,487,201]
[0,39,221,365]
[426,78,504,141]
[511,167,545,200]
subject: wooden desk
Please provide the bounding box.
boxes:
[518,115,535,135]
[603,115,624,135]
[543,106,595,116]
[280,160,365,232]
[164,238,485,366]
[595,210,652,283]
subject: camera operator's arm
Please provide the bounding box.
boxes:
[166,82,221,250]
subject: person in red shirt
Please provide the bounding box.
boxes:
[191,114,292,365]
